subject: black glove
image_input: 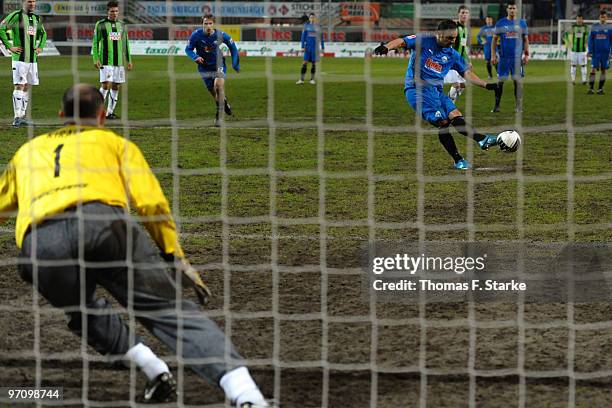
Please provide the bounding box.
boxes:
[374,43,388,55]
[485,83,499,91]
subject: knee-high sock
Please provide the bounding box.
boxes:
[99,87,109,103]
[450,116,486,143]
[300,64,307,81]
[570,65,577,81]
[438,126,463,163]
[599,71,606,90]
[12,90,23,118]
[21,91,29,117]
[589,71,596,89]
[513,79,523,107]
[580,65,587,83]
[486,61,493,77]
[107,89,119,114]
[449,86,458,102]
[494,81,504,107]
[125,343,170,381]
[311,63,316,80]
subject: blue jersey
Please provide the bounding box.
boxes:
[185,28,240,71]
[495,17,528,59]
[301,23,324,51]
[588,23,612,56]
[477,25,496,54]
[403,34,468,89]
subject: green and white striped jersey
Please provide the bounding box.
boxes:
[92,18,131,67]
[0,10,46,63]
[569,24,589,53]
[454,22,469,62]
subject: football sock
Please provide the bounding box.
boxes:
[220,366,266,406]
[450,116,486,143]
[99,87,109,102]
[311,63,316,80]
[438,126,463,163]
[21,91,29,117]
[300,64,307,81]
[494,81,504,107]
[486,61,493,77]
[513,80,523,109]
[448,86,458,102]
[125,343,170,381]
[570,65,576,82]
[598,72,605,90]
[589,72,596,89]
[12,90,23,118]
[580,65,587,82]
[215,101,220,119]
[107,89,119,114]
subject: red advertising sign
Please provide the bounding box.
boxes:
[340,2,380,23]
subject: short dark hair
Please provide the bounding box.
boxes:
[458,5,469,13]
[600,10,607,16]
[506,2,516,7]
[437,19,458,31]
[62,84,104,119]
[203,14,215,21]
[577,14,583,18]
[107,1,118,9]
[309,13,315,17]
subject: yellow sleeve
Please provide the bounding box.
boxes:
[0,160,18,224]
[120,140,184,258]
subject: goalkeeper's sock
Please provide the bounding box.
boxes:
[99,87,109,102]
[598,72,605,90]
[12,90,23,119]
[107,89,119,114]
[220,366,266,406]
[570,65,576,82]
[300,64,307,81]
[450,116,486,143]
[125,343,170,381]
[311,63,316,80]
[589,72,596,89]
[438,126,463,163]
[20,91,29,118]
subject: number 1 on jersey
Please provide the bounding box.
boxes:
[54,144,64,177]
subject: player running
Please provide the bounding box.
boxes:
[587,10,611,95]
[490,2,529,113]
[565,15,589,85]
[297,13,325,85]
[186,14,240,127]
[92,1,133,120]
[445,5,471,102]
[374,20,499,170]
[0,0,46,127]
[477,16,498,79]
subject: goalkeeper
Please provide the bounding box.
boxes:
[0,84,269,407]
[186,14,240,127]
[374,20,499,170]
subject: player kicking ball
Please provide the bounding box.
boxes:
[374,19,499,170]
[186,14,240,127]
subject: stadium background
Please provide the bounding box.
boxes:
[0,0,611,407]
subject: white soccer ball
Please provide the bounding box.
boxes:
[497,130,521,152]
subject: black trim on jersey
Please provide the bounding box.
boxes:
[101,20,109,66]
[111,22,118,67]
[17,10,25,62]
[28,14,35,63]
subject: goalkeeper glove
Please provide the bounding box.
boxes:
[163,253,212,305]
[374,43,388,55]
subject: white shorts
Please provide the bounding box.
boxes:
[99,65,126,84]
[444,69,466,85]
[569,51,587,66]
[12,61,39,85]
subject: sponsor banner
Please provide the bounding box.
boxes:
[135,2,339,18]
[64,24,240,42]
[255,27,346,42]
[383,3,499,19]
[340,2,380,23]
[127,41,378,58]
[4,1,108,15]
[529,44,566,60]
[67,25,154,40]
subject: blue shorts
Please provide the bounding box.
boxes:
[497,57,524,79]
[198,63,227,91]
[303,48,319,63]
[405,85,457,126]
[591,54,610,70]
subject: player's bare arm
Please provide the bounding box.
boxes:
[523,35,530,64]
[463,69,498,90]
[491,36,499,65]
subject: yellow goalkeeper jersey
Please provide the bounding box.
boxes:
[0,124,184,257]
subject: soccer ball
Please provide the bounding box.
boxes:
[497,130,521,152]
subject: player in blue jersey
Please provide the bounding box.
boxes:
[587,10,611,95]
[477,16,498,79]
[374,20,499,170]
[491,2,529,113]
[185,14,240,126]
[297,13,325,85]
